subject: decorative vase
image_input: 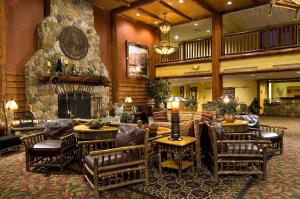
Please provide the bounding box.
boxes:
[224,114,236,123]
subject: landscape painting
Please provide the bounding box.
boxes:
[126,41,148,78]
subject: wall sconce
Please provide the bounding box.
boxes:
[165,96,186,141]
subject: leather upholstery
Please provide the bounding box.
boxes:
[115,125,145,147]
[44,120,74,139]
[84,152,128,169]
[29,139,61,156]
[0,135,21,150]
[212,122,226,140]
[261,132,280,140]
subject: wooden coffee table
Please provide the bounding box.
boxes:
[73,125,118,140]
[154,136,197,178]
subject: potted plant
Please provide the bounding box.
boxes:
[147,78,170,110]
[217,95,241,122]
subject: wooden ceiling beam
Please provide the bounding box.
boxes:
[158,0,193,21]
[112,0,157,14]
[112,0,130,7]
[137,8,174,24]
[191,0,218,16]
[252,0,260,5]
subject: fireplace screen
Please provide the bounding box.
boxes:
[58,92,91,119]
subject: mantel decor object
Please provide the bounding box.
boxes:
[165,96,186,141]
[59,26,89,60]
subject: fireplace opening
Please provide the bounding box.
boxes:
[58,92,91,119]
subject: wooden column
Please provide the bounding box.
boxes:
[111,13,119,104]
[211,14,222,100]
[0,0,6,98]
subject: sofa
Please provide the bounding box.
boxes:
[152,110,216,136]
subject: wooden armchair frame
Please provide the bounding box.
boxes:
[79,129,149,198]
[250,124,285,155]
[21,131,77,171]
[207,124,270,180]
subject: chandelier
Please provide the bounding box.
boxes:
[154,13,178,55]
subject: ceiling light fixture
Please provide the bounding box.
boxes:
[206,30,211,33]
[174,35,179,40]
[136,12,141,17]
[194,23,198,26]
[178,0,184,3]
[159,12,171,34]
[154,12,178,55]
[227,1,232,5]
[154,21,158,24]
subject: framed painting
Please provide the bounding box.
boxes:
[190,87,197,100]
[126,41,149,78]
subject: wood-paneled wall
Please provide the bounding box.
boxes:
[0,0,6,98]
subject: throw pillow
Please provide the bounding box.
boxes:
[115,125,145,147]
[153,110,167,122]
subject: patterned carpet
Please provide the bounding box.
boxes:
[243,116,300,198]
[0,151,249,199]
[0,116,299,199]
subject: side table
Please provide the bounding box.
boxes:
[154,136,197,178]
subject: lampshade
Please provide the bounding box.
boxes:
[154,40,178,55]
[125,96,132,103]
[159,23,171,34]
[223,96,231,104]
[5,99,18,110]
[165,96,186,102]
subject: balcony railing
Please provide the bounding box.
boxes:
[156,23,300,65]
[158,38,212,64]
[224,23,300,55]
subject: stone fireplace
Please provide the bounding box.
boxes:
[25,0,109,119]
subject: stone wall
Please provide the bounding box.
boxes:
[25,0,109,119]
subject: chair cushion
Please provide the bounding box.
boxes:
[261,132,280,140]
[0,135,21,150]
[115,125,145,147]
[84,152,128,169]
[29,139,62,156]
[44,120,74,139]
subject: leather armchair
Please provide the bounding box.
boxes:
[21,120,76,171]
[206,122,270,180]
[79,125,149,198]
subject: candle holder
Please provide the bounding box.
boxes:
[165,96,186,141]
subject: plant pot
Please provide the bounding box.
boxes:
[224,114,236,123]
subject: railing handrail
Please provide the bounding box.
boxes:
[224,22,300,37]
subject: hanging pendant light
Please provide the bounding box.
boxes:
[154,13,178,55]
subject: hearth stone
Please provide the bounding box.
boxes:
[25,0,109,120]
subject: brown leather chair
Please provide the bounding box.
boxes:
[22,120,77,171]
[206,122,270,180]
[79,125,149,198]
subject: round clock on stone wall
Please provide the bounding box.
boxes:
[59,26,89,60]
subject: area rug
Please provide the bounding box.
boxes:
[0,152,251,199]
[131,166,250,199]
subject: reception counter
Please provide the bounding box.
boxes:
[264,97,300,117]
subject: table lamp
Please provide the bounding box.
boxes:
[165,96,185,141]
[5,99,18,127]
[124,96,132,112]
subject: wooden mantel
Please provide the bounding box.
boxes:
[37,75,110,86]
